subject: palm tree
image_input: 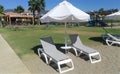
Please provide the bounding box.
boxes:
[14,5,24,13]
[28,0,45,25]
[99,8,105,15]
[0,5,4,14]
[0,5,4,27]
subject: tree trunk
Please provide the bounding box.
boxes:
[37,19,40,25]
[33,11,35,25]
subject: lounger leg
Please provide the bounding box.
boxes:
[57,59,74,73]
[48,58,52,64]
[106,40,113,46]
[89,55,92,63]
[57,62,62,73]
[41,53,49,64]
[72,47,78,56]
[38,48,49,64]
[78,51,83,56]
[106,40,110,46]
[37,48,43,57]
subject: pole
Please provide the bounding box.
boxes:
[64,22,67,47]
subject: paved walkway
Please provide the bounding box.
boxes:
[0,34,31,74]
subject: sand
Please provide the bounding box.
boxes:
[22,44,120,74]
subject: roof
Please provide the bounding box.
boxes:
[4,12,33,18]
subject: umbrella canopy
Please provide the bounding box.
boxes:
[40,0,90,23]
[105,10,120,20]
[40,0,90,47]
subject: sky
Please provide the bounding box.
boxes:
[0,0,120,12]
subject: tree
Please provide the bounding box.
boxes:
[0,5,4,13]
[0,5,4,27]
[14,5,24,13]
[99,8,105,15]
[28,0,45,25]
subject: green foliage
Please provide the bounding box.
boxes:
[28,0,45,12]
[28,0,45,25]
[0,5,4,13]
[14,5,24,13]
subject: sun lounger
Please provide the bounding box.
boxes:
[102,34,120,41]
[37,37,74,73]
[101,34,109,40]
[69,34,101,64]
[105,33,120,46]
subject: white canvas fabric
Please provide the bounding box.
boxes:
[105,10,120,20]
[40,0,90,22]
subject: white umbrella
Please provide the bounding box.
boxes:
[105,10,120,20]
[40,0,90,46]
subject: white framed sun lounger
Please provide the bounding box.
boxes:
[38,37,74,73]
[106,33,120,46]
[69,34,101,64]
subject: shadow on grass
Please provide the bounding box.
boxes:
[31,45,42,55]
[89,37,106,45]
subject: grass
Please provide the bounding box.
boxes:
[0,25,120,59]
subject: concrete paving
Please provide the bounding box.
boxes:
[0,34,31,74]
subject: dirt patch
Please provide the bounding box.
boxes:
[53,30,101,36]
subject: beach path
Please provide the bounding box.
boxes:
[0,34,31,74]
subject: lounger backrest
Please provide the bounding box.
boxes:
[40,37,57,53]
[69,34,83,48]
[107,33,120,41]
[40,37,69,61]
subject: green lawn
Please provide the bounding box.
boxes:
[0,25,120,59]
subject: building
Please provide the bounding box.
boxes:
[4,11,34,25]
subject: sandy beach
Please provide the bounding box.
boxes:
[22,44,120,74]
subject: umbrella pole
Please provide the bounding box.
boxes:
[65,22,67,47]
